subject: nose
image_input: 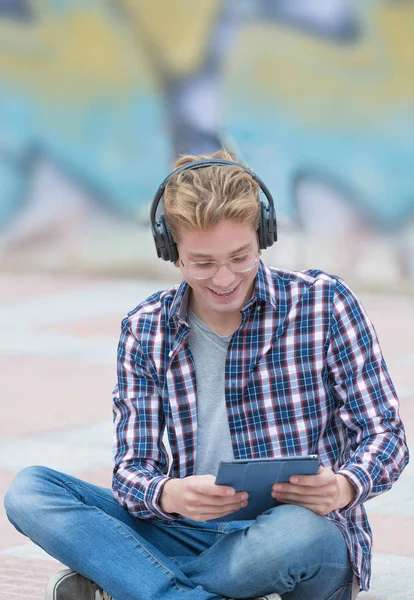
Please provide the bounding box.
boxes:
[211,263,237,287]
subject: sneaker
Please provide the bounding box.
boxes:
[45,568,113,600]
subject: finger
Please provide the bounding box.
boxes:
[190,480,247,500]
[193,499,248,515]
[187,492,248,509]
[195,503,247,521]
[272,491,327,503]
[288,466,328,487]
[272,483,330,497]
[190,480,239,497]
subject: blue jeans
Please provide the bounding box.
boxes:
[4,466,353,600]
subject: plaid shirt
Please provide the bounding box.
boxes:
[112,262,409,591]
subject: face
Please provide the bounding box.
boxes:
[176,219,260,323]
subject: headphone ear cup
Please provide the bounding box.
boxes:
[164,216,178,263]
[156,215,178,263]
[258,199,278,250]
[258,201,267,250]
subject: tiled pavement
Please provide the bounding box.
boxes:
[0,273,413,600]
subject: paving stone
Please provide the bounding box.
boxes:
[0,556,63,600]
[0,357,114,437]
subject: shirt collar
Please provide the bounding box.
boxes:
[253,260,278,310]
[168,260,278,325]
[168,279,190,325]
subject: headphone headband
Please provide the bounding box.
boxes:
[150,158,277,262]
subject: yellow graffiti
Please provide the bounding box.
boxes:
[0,0,156,101]
[120,0,220,77]
[225,1,414,130]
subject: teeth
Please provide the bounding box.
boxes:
[212,286,236,296]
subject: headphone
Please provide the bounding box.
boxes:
[150,158,278,263]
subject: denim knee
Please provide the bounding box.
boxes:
[4,465,51,526]
[254,504,340,561]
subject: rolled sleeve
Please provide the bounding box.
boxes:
[112,318,174,520]
[327,279,409,506]
[144,475,176,520]
[337,465,373,509]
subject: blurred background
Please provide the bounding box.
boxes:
[0,0,413,288]
[1,2,413,598]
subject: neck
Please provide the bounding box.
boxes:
[204,314,242,337]
[188,298,242,337]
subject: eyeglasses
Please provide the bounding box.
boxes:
[180,251,260,280]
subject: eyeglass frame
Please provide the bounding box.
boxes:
[180,250,261,280]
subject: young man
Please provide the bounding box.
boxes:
[4,151,409,600]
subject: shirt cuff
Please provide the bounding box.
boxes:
[144,475,178,521]
[337,465,373,510]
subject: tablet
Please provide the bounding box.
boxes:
[214,455,320,521]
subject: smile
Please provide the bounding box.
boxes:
[208,282,240,298]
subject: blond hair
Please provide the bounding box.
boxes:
[163,150,260,242]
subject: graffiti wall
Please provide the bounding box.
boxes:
[0,0,413,287]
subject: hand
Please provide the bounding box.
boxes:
[271,466,356,516]
[160,474,249,521]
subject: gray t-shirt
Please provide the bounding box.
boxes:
[187,309,235,476]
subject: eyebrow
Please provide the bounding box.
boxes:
[187,243,252,259]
